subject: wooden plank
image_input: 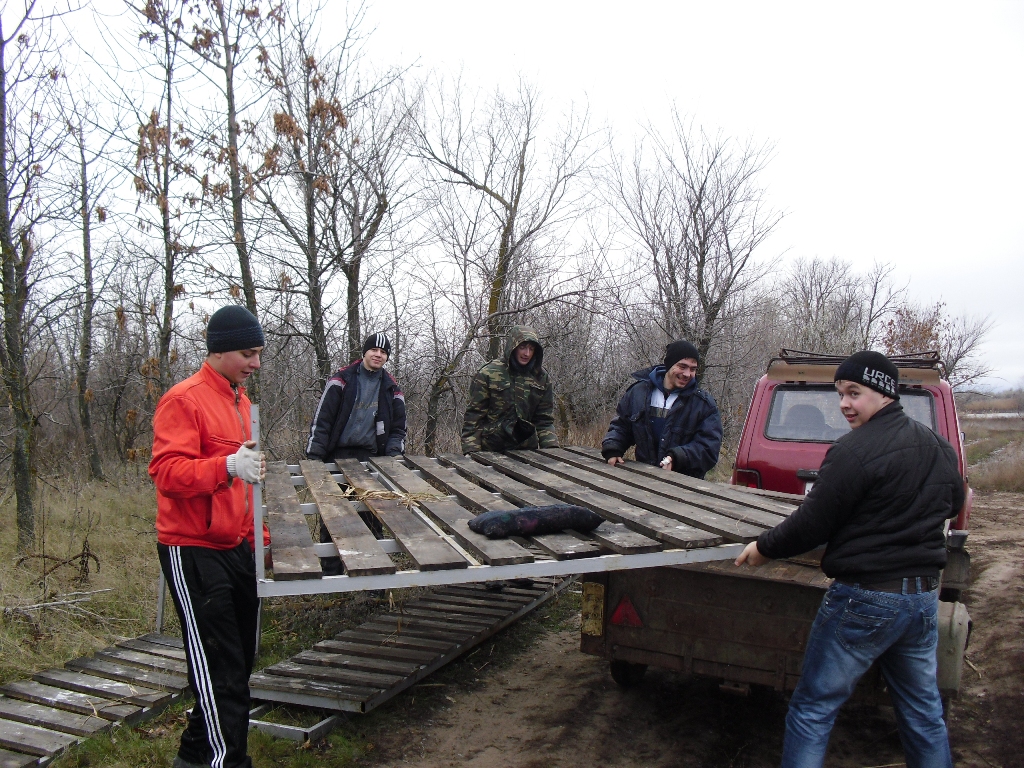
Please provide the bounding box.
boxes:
[263,660,403,689]
[562,445,798,515]
[32,669,170,708]
[0,680,141,723]
[394,607,495,629]
[436,585,536,604]
[369,457,534,566]
[500,451,765,542]
[409,597,512,619]
[312,640,437,665]
[523,531,603,560]
[402,455,604,561]
[540,448,788,527]
[291,650,420,677]
[472,453,722,550]
[335,629,457,654]
[0,696,109,737]
[64,658,188,693]
[439,454,662,554]
[0,747,37,768]
[359,616,477,640]
[300,461,396,576]
[137,633,184,649]
[247,673,378,710]
[336,459,469,572]
[263,462,323,580]
[414,593,524,613]
[94,647,188,676]
[0,718,77,757]
[116,638,187,662]
[588,522,664,554]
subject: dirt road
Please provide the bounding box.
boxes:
[344,491,1023,768]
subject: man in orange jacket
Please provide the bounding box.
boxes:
[150,305,266,768]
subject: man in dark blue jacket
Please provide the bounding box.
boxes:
[601,340,722,478]
[305,333,406,462]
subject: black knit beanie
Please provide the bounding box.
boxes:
[206,305,265,352]
[664,340,700,370]
[834,351,900,400]
[362,332,391,357]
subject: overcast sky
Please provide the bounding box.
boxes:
[351,0,1024,390]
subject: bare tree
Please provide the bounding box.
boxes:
[255,2,412,381]
[0,1,70,549]
[612,111,782,372]
[884,300,992,389]
[779,257,904,353]
[61,92,119,481]
[182,0,275,314]
[416,77,598,360]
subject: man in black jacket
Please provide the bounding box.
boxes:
[601,340,721,478]
[735,351,963,768]
[305,333,406,462]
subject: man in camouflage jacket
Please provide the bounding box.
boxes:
[461,326,559,453]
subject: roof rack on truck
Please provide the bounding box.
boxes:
[768,349,945,386]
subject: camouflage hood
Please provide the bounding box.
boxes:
[504,325,544,372]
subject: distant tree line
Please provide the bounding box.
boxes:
[0,0,990,550]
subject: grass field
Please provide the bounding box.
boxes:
[963,416,1024,492]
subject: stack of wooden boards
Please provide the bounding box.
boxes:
[259,447,797,587]
[0,634,190,766]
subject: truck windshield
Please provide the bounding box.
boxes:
[765,386,936,442]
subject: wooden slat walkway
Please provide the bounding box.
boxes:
[250,576,573,712]
[0,633,190,765]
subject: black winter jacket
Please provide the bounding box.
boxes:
[757,402,965,583]
[305,360,407,459]
[601,368,722,479]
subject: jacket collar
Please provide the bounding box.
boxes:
[635,365,698,397]
[199,361,244,400]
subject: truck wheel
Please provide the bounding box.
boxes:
[610,660,647,687]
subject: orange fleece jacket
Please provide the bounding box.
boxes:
[150,361,264,549]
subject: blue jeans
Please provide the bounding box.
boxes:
[781,580,952,768]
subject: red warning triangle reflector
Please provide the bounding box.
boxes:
[610,595,643,627]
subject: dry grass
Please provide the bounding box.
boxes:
[963,416,1024,493]
[0,471,168,685]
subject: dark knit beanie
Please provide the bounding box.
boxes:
[664,340,700,370]
[834,351,900,400]
[206,305,265,352]
[362,332,391,357]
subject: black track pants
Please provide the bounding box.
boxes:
[159,542,259,768]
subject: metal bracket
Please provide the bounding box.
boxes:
[248,704,344,743]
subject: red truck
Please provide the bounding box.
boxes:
[580,349,971,698]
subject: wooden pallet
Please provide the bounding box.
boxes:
[0,634,189,765]
[250,576,573,712]
[253,450,771,596]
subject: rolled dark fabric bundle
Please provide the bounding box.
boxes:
[468,504,604,538]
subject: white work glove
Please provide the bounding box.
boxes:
[227,441,264,484]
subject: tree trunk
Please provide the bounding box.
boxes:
[158,25,175,393]
[217,1,255,316]
[0,39,36,551]
[305,173,331,384]
[76,134,104,480]
[343,256,361,361]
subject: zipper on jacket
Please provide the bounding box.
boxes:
[232,385,246,439]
